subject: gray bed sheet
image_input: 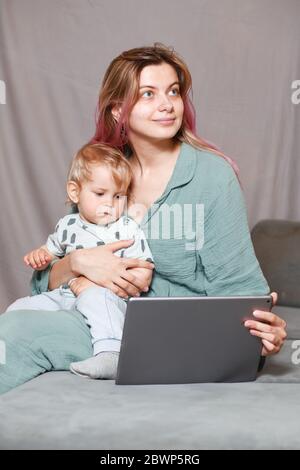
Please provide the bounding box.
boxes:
[0,305,299,450]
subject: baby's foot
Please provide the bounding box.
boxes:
[70,352,119,380]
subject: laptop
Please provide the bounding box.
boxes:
[115,295,273,385]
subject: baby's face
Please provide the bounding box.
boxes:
[77,164,128,225]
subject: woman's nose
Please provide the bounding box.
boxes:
[158,96,173,112]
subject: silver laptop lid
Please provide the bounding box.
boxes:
[116,296,272,385]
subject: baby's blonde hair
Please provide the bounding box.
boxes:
[66,143,133,206]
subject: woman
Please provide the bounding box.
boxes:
[0,43,286,393]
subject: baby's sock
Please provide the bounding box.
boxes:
[70,351,119,380]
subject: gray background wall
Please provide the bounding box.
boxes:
[0,0,299,311]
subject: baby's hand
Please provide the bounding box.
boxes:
[24,247,54,270]
[68,276,98,296]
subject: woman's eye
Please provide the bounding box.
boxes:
[96,193,104,196]
[141,89,179,99]
[142,90,153,98]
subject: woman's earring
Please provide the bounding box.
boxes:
[121,123,127,140]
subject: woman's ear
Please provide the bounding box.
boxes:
[111,104,122,122]
[67,181,80,204]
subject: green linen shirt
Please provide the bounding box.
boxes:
[31,142,270,298]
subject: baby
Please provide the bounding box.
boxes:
[6,143,154,380]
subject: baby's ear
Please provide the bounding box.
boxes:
[67,180,80,204]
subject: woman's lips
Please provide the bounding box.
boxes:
[154,118,176,125]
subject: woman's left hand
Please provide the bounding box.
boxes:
[244,292,287,356]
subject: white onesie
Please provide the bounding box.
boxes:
[46,213,154,263]
[6,213,154,356]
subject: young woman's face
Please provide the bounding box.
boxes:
[128,62,184,143]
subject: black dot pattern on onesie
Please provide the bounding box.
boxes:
[52,239,60,249]
[76,245,84,249]
[115,231,120,240]
[67,218,76,226]
[97,241,105,246]
[70,233,76,244]
[62,229,68,242]
[141,239,145,252]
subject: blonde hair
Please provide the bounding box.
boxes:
[91,42,241,184]
[66,143,133,207]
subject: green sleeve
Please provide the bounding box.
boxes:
[199,165,270,296]
[30,259,60,295]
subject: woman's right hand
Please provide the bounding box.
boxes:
[71,239,155,299]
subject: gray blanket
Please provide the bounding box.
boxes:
[0,305,299,450]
